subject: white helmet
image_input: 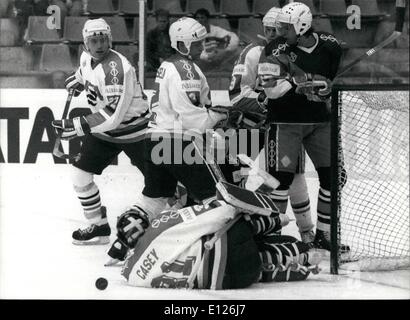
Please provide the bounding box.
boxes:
[262,7,281,28]
[277,2,312,36]
[169,17,207,55]
[82,18,112,48]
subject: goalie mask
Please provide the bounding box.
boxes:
[82,18,112,60]
[169,17,207,56]
[116,206,149,248]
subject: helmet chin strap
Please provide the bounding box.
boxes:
[176,41,191,56]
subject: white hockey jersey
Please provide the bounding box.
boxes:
[229,43,292,106]
[148,53,225,138]
[121,200,238,290]
[74,49,149,143]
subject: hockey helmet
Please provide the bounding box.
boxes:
[276,2,312,36]
[169,17,207,55]
[116,206,149,248]
[262,7,281,28]
[82,18,113,49]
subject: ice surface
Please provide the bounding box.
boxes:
[0,162,409,300]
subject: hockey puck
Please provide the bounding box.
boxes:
[95,277,108,290]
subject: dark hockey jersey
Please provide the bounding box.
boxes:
[260,32,343,123]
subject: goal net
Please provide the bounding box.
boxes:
[333,89,410,271]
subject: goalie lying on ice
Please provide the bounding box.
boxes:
[107,192,325,289]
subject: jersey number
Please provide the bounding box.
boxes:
[150,256,196,289]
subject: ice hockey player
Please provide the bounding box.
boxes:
[51,18,149,245]
[130,17,227,217]
[108,186,325,289]
[228,6,315,243]
[255,2,349,252]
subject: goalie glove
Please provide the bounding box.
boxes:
[52,116,91,140]
[105,238,129,266]
[210,105,267,130]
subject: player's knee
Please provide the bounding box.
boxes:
[316,167,331,190]
[71,166,94,189]
[272,171,295,190]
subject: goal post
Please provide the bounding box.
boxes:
[330,84,410,274]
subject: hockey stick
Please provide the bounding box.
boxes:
[52,89,79,160]
[335,0,407,78]
[204,214,242,250]
[192,137,280,216]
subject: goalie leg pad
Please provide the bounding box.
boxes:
[258,239,323,282]
[222,219,262,289]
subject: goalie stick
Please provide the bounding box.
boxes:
[52,89,80,161]
[191,136,284,249]
[191,137,280,216]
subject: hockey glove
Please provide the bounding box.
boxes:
[105,238,129,266]
[293,74,332,102]
[52,116,91,140]
[65,71,84,97]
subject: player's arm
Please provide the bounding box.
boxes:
[65,68,85,97]
[326,39,343,81]
[256,54,294,108]
[169,66,225,132]
[65,52,88,96]
[230,46,261,102]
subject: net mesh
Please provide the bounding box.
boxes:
[337,90,410,271]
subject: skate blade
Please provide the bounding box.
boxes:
[72,236,110,246]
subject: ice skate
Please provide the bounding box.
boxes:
[313,229,350,253]
[300,229,315,244]
[72,207,111,245]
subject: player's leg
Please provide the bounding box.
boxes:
[122,139,146,174]
[303,123,332,249]
[265,124,301,229]
[288,148,315,243]
[303,123,350,252]
[222,218,263,289]
[160,139,218,202]
[257,235,325,282]
[139,137,181,217]
[70,135,122,244]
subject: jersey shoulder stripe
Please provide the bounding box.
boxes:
[168,55,201,81]
[235,43,258,65]
[102,50,125,86]
[316,31,342,50]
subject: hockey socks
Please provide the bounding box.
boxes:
[289,174,314,233]
[316,187,331,233]
[74,181,106,225]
